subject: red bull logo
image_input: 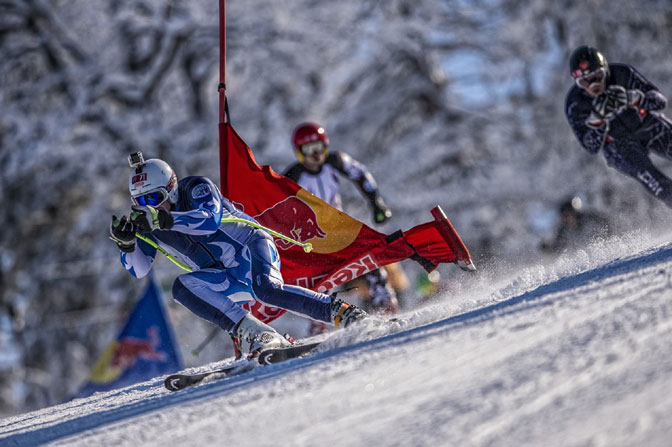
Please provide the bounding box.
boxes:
[255,197,327,250]
[111,326,167,369]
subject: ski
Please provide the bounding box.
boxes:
[164,359,256,391]
[256,341,322,365]
[164,340,323,391]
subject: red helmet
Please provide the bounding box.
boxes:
[291,122,329,151]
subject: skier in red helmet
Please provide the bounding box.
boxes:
[287,122,392,222]
[284,122,401,329]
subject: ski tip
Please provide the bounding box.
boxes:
[164,375,186,392]
[257,350,276,365]
[456,258,477,272]
[257,341,322,365]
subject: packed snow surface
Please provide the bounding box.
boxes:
[3,233,672,447]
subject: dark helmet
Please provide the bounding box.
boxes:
[569,45,608,78]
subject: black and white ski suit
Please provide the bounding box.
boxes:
[565,63,672,206]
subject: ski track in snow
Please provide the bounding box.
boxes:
[3,238,672,446]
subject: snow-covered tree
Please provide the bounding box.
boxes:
[2,0,672,415]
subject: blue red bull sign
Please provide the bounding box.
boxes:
[75,278,182,397]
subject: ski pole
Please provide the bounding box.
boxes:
[219,217,313,253]
[133,215,312,273]
[598,121,611,153]
[134,233,194,272]
[191,326,220,357]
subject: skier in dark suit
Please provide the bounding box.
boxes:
[565,45,672,207]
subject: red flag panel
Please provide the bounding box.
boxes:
[219,123,473,321]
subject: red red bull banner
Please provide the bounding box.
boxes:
[219,123,473,321]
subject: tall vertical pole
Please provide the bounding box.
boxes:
[218,0,227,125]
[218,0,229,193]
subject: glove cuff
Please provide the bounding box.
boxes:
[118,241,136,253]
[110,235,136,252]
[158,209,174,229]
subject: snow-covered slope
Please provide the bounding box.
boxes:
[6,0,672,417]
[3,234,672,447]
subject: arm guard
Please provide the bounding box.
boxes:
[120,237,157,278]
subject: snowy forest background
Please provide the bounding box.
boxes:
[2,0,672,417]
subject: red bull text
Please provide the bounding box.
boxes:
[293,254,379,293]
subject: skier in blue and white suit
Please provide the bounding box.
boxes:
[110,152,366,354]
[565,45,672,207]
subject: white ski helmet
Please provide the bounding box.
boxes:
[128,152,179,207]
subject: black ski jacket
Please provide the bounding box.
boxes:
[565,63,672,206]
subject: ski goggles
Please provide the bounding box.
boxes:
[573,68,606,89]
[133,188,168,207]
[300,141,327,156]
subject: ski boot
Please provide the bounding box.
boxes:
[232,314,292,355]
[330,297,368,328]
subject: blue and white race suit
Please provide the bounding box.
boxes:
[120,175,332,332]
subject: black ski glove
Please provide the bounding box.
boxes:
[130,205,174,233]
[605,86,644,109]
[371,196,392,224]
[110,215,136,253]
[595,86,629,119]
[587,86,630,128]
[606,85,630,109]
[625,89,644,108]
